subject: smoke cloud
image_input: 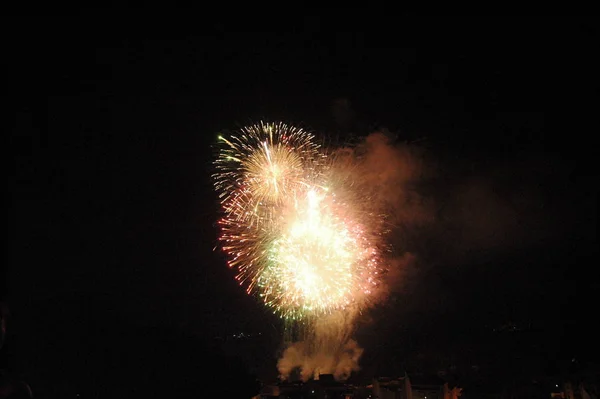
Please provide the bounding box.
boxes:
[350,130,568,271]
[277,131,430,381]
[277,312,363,381]
[277,337,363,382]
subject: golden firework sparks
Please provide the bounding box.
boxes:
[214,122,382,319]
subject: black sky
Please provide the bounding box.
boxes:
[6,15,598,397]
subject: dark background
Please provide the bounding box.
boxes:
[6,15,598,398]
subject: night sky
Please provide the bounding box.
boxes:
[6,16,598,398]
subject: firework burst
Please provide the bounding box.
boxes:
[214,122,383,320]
[214,122,322,226]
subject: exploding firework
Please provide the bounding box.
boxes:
[214,122,322,227]
[214,122,382,320]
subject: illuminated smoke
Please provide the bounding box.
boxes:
[277,312,363,381]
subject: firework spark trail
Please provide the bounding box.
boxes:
[213,121,385,320]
